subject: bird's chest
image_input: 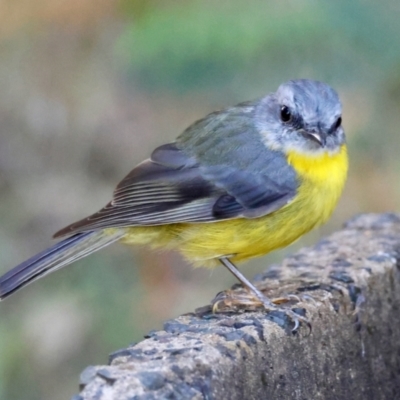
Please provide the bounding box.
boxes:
[287,145,348,226]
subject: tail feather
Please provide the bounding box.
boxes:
[0,230,125,300]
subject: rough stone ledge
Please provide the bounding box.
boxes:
[74,213,400,400]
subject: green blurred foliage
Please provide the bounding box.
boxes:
[0,0,400,399]
[118,1,328,92]
[117,0,400,94]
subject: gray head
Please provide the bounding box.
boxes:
[255,79,345,155]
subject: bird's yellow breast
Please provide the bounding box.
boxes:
[286,144,348,226]
[122,145,348,267]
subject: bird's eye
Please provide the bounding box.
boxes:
[334,116,342,130]
[280,105,292,123]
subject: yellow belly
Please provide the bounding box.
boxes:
[120,145,348,267]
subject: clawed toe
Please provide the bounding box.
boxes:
[271,294,301,304]
[210,289,311,333]
[285,309,311,333]
[211,289,264,313]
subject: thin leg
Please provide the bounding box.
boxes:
[218,257,309,333]
[219,257,275,309]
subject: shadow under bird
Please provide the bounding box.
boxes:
[0,79,348,328]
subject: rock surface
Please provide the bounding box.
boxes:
[75,213,400,400]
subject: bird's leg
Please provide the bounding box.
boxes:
[218,257,276,309]
[217,257,309,332]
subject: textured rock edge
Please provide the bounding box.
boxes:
[74,213,400,400]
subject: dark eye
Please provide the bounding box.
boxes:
[280,105,292,123]
[334,116,342,130]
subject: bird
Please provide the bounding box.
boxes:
[0,79,348,327]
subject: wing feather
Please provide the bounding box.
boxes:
[54,141,298,238]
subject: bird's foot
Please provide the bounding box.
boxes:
[210,289,310,333]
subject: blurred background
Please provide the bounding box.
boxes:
[0,0,399,398]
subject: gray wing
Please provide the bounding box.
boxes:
[54,143,297,237]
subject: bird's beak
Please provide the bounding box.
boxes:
[307,132,324,146]
[300,129,326,147]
